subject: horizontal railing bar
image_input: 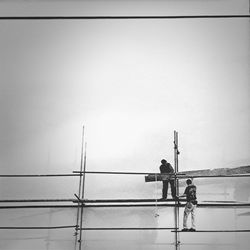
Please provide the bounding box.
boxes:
[0,205,78,209]
[73,171,172,175]
[0,203,250,209]
[0,174,80,178]
[202,200,240,203]
[2,226,249,232]
[173,229,250,233]
[0,172,249,178]
[78,227,176,230]
[0,199,75,203]
[75,198,186,203]
[0,15,250,20]
[76,171,250,178]
[0,225,76,230]
[74,171,250,178]
[83,203,250,208]
[0,198,241,204]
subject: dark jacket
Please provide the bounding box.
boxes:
[160,163,174,174]
[184,184,197,204]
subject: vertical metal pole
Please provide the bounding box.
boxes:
[79,142,87,250]
[46,208,52,250]
[154,173,159,217]
[74,126,85,250]
[174,131,180,250]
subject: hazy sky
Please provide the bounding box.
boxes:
[0,1,249,250]
[0,0,249,15]
[0,0,249,175]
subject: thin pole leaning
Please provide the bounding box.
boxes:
[79,142,87,250]
[154,173,159,217]
[74,126,85,250]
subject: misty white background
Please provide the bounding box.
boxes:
[0,0,249,249]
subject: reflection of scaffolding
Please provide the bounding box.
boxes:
[1,131,250,250]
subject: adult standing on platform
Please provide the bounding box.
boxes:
[180,179,197,231]
[159,159,176,200]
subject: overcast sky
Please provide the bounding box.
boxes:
[0,0,249,176]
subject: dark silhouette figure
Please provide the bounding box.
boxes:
[179,179,197,231]
[159,159,176,199]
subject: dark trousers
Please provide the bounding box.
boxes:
[162,180,176,199]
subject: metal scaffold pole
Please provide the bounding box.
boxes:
[74,126,85,250]
[174,131,180,250]
[79,141,87,250]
